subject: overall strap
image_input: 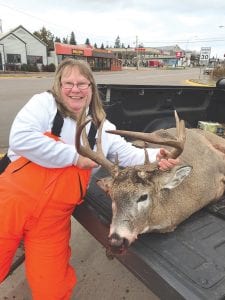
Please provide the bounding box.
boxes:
[51,110,97,149]
[51,110,64,137]
[0,154,11,174]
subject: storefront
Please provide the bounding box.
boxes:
[54,43,121,71]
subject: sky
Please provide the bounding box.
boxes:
[0,0,225,58]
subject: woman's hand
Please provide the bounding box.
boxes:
[76,155,99,169]
[156,148,180,171]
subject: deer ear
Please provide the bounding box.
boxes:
[163,166,192,190]
[96,177,113,193]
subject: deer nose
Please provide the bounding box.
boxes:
[108,233,129,250]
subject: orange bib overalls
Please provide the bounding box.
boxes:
[0,133,91,299]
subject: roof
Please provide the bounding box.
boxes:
[155,45,183,51]
[54,42,92,56]
[0,25,47,46]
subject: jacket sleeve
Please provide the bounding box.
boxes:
[8,93,77,168]
[102,120,160,167]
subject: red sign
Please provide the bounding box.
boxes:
[135,47,145,52]
[176,51,183,58]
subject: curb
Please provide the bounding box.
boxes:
[185,79,215,87]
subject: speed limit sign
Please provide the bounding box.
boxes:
[200,47,211,64]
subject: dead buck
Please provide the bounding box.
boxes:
[76,111,225,255]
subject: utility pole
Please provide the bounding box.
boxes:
[136,35,139,70]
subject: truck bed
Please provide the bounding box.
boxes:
[73,169,225,300]
[74,82,225,299]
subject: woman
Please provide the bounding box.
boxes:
[0,58,178,299]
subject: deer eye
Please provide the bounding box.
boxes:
[137,194,148,203]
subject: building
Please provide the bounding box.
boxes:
[109,45,187,67]
[0,25,47,71]
[0,24,121,72]
[53,42,121,71]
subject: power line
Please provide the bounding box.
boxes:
[0,2,112,42]
[143,38,225,44]
[0,2,61,28]
[1,2,225,47]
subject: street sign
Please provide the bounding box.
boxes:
[199,47,211,65]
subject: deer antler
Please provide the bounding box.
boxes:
[75,110,119,177]
[106,111,186,159]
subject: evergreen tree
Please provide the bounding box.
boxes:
[33,26,54,52]
[94,43,98,48]
[70,31,76,45]
[62,37,68,44]
[114,35,121,48]
[100,43,105,49]
[55,36,61,43]
[85,38,90,46]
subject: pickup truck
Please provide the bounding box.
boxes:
[73,79,225,300]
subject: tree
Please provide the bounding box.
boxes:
[114,35,121,48]
[100,43,105,49]
[94,43,98,48]
[33,26,54,52]
[85,38,91,46]
[62,37,68,44]
[70,32,76,45]
[55,36,61,43]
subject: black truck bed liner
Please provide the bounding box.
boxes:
[73,169,225,300]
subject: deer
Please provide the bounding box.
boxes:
[76,111,225,255]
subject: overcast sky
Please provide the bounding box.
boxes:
[1,0,225,58]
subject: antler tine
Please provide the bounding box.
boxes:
[106,110,186,159]
[171,110,186,158]
[75,113,118,176]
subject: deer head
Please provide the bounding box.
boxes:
[76,110,188,255]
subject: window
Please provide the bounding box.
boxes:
[27,55,43,64]
[7,54,21,64]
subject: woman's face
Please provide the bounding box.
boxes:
[60,66,92,117]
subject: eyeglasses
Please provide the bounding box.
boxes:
[61,82,91,90]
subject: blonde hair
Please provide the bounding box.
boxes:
[51,58,106,124]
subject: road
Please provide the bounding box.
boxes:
[0,67,207,152]
[0,67,208,300]
[94,66,203,85]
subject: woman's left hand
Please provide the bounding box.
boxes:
[156,148,180,171]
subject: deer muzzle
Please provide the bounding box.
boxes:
[108,233,129,254]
